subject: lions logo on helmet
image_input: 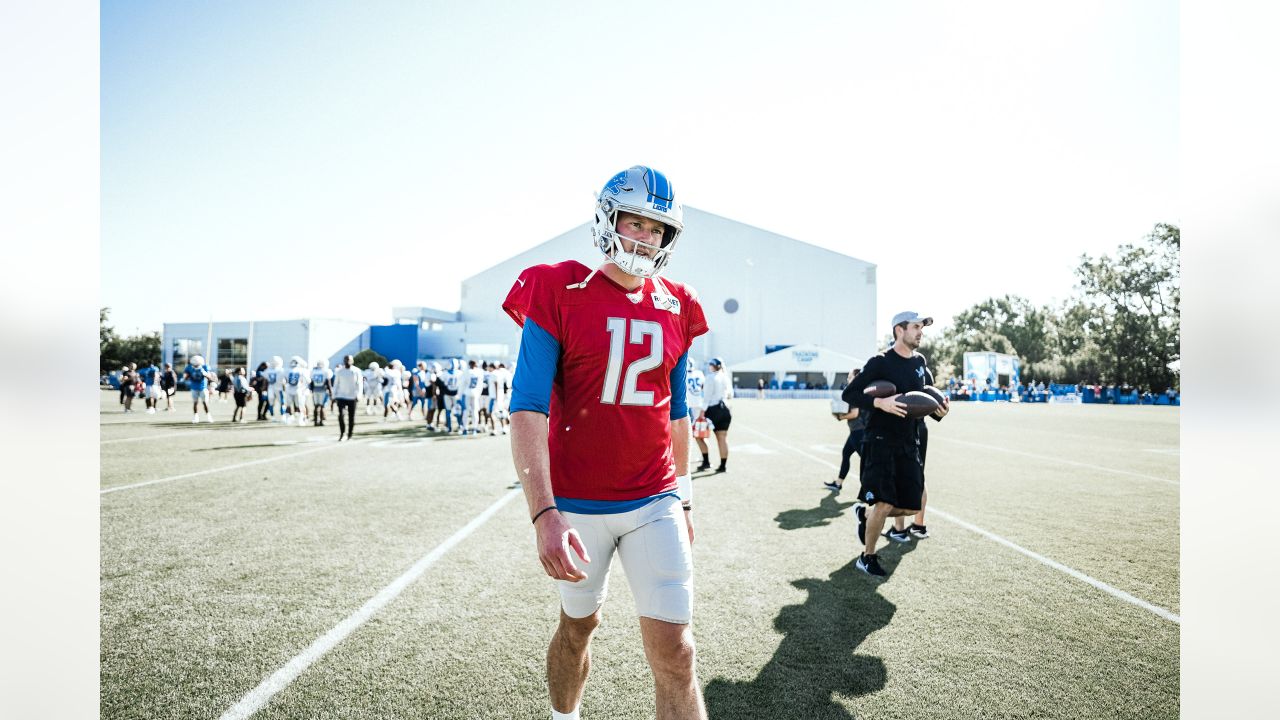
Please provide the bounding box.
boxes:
[591,165,683,279]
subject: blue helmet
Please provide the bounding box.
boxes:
[592,166,684,278]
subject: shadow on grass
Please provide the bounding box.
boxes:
[705,542,917,720]
[774,493,856,530]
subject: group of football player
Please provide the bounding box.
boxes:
[172,354,514,440]
[357,358,513,436]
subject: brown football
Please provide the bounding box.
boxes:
[921,386,947,407]
[898,391,941,418]
[863,380,898,398]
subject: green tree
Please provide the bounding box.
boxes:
[351,349,388,368]
[928,295,1052,381]
[100,307,163,373]
[1074,223,1179,390]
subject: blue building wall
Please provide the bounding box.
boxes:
[370,325,418,366]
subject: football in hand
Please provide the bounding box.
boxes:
[897,391,941,418]
[863,380,898,398]
[921,386,947,407]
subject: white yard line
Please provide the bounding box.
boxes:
[101,430,211,444]
[100,440,364,495]
[217,488,523,720]
[933,436,1178,486]
[737,425,1181,624]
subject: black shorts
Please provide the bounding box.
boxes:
[233,391,248,408]
[704,402,732,431]
[857,436,924,511]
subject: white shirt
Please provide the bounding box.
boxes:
[332,366,362,399]
[686,369,706,410]
[704,370,731,407]
[463,366,484,395]
[382,368,402,394]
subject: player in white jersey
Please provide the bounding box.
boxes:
[310,359,333,426]
[266,355,286,422]
[283,356,309,425]
[363,362,382,415]
[460,359,485,435]
[684,358,710,471]
[381,359,404,421]
[441,359,461,433]
[486,362,512,435]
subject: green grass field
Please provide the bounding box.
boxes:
[100,393,1178,719]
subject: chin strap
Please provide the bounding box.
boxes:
[566,266,600,290]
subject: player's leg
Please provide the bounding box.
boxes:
[693,435,710,470]
[547,609,601,718]
[617,497,703,719]
[639,618,706,720]
[548,512,616,719]
[909,487,929,538]
[467,394,481,434]
[712,430,729,472]
[863,501,894,558]
[829,429,861,491]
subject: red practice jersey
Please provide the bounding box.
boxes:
[503,260,709,501]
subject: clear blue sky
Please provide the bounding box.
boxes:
[101,0,1178,339]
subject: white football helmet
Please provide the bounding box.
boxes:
[271,355,284,369]
[190,355,205,367]
[315,358,329,369]
[368,361,380,370]
[592,165,683,278]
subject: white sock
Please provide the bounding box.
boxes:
[551,707,579,720]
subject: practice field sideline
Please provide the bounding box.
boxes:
[101,394,1178,719]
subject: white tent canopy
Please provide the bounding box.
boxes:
[727,343,867,387]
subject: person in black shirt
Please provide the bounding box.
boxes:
[826,368,868,492]
[159,363,178,412]
[840,311,949,577]
[251,362,271,420]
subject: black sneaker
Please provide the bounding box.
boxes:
[855,503,867,545]
[908,523,930,539]
[823,480,843,493]
[696,460,711,472]
[856,553,886,577]
[884,526,912,543]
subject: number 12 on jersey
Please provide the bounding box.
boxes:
[601,317,664,406]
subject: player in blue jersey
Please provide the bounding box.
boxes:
[183,355,216,423]
[140,360,161,414]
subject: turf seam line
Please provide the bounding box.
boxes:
[100,430,212,444]
[736,425,1182,625]
[216,487,523,720]
[100,440,364,495]
[933,436,1178,485]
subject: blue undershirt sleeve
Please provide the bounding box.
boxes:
[669,351,689,420]
[509,318,560,416]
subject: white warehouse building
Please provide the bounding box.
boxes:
[163,208,877,383]
[426,206,877,371]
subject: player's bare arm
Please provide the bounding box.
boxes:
[671,415,694,545]
[510,410,590,583]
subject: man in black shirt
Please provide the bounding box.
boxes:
[841,311,949,576]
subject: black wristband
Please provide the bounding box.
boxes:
[682,504,692,511]
[531,505,558,525]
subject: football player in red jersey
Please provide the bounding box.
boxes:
[505,166,709,720]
